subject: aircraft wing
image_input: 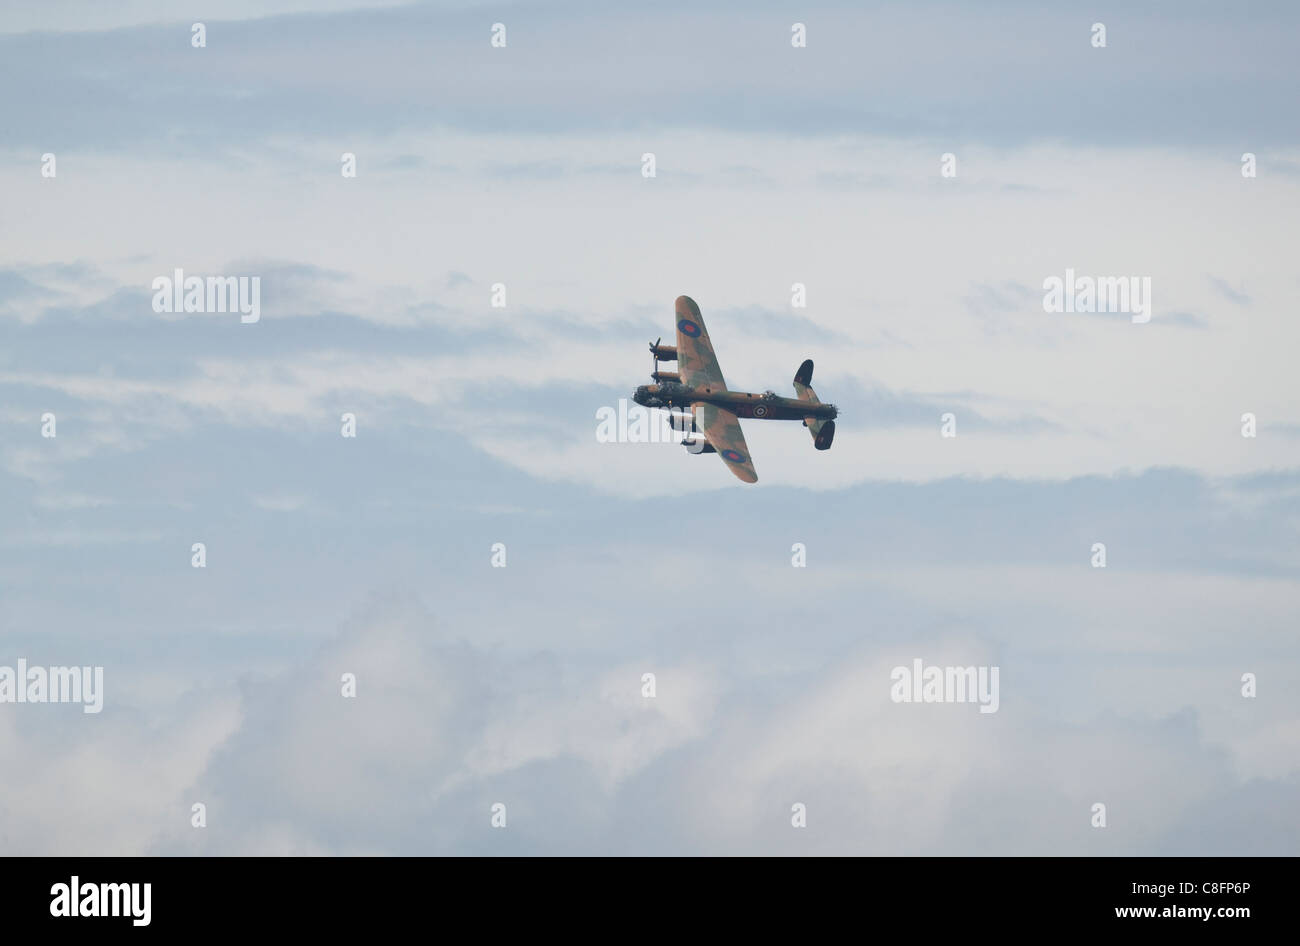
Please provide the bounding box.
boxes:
[675,295,727,390]
[694,402,757,483]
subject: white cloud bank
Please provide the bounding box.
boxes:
[3,594,1294,855]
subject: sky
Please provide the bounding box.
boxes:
[1,0,1298,855]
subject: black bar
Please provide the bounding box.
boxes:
[2,856,1282,933]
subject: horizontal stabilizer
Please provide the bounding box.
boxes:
[794,358,834,450]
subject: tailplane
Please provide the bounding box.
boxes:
[793,359,835,450]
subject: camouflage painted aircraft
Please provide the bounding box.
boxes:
[632,295,838,483]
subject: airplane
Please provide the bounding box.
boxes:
[632,295,838,483]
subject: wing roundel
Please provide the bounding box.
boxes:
[694,402,757,483]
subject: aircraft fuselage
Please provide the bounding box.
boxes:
[633,382,838,421]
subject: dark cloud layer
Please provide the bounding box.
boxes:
[3,1,1299,153]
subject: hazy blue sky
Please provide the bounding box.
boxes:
[1,0,1297,855]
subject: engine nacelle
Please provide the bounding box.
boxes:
[684,437,715,454]
[651,370,680,383]
[650,344,678,361]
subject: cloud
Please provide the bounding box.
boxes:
[3,0,1299,858]
[5,591,1294,855]
[4,2,1300,153]
[0,269,55,310]
[1209,275,1252,306]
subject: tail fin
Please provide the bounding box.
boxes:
[793,359,835,450]
[794,359,814,387]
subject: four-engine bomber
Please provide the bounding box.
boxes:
[630,295,838,483]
